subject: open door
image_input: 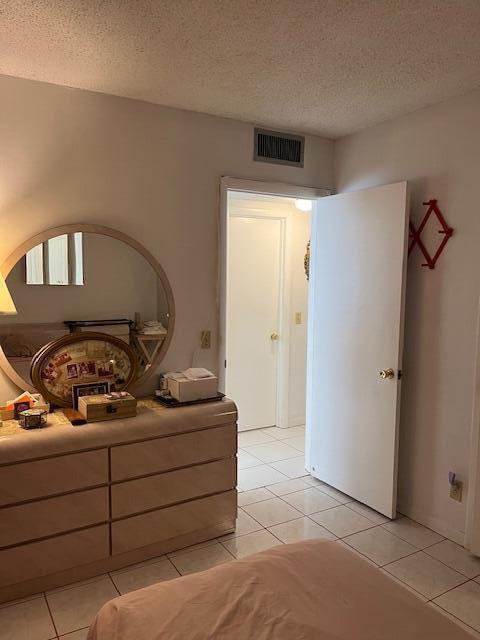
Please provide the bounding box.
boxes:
[306,182,409,518]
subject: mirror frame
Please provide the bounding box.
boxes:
[0,223,175,392]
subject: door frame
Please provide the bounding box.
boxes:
[218,177,331,430]
[466,294,480,554]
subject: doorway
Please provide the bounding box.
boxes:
[220,177,409,521]
[225,191,311,432]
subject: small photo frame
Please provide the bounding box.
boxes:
[72,381,110,410]
[78,361,97,377]
[97,361,114,378]
[66,363,79,380]
[14,401,31,420]
[53,351,71,367]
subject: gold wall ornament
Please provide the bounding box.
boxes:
[304,240,310,281]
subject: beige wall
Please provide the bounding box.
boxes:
[334,88,480,543]
[0,74,333,399]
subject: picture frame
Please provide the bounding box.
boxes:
[30,331,139,407]
[14,400,31,419]
[72,381,111,410]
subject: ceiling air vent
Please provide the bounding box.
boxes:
[254,128,305,168]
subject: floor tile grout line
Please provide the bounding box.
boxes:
[240,447,302,463]
[266,528,289,546]
[43,574,108,597]
[426,576,471,602]
[0,592,44,611]
[340,535,421,567]
[382,545,476,581]
[381,563,471,602]
[239,503,305,530]
[43,591,60,639]
[430,599,480,636]
[416,545,480,579]
[108,573,121,596]
[163,541,226,560]
[217,538,241,559]
[302,501,382,534]
[57,626,90,639]
[421,546,480,579]
[342,502,390,524]
[379,566,429,601]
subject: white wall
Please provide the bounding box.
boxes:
[0,74,333,399]
[3,233,160,324]
[334,88,480,543]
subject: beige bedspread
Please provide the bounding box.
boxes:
[88,540,473,640]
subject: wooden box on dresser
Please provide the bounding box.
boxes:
[0,399,237,603]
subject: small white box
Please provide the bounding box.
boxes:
[167,374,218,402]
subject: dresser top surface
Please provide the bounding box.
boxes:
[0,398,237,465]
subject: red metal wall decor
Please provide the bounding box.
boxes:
[408,199,453,269]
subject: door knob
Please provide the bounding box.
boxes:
[379,368,395,380]
[270,332,280,341]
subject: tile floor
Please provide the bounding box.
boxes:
[3,424,480,639]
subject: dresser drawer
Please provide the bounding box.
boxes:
[112,458,236,518]
[112,490,237,554]
[0,450,108,507]
[0,524,109,588]
[0,487,109,549]
[111,424,236,481]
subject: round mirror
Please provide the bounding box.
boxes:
[0,224,174,392]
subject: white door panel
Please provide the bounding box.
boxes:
[226,216,282,431]
[306,182,408,518]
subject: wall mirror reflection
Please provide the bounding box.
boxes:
[0,226,174,391]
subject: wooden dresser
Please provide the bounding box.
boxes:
[0,399,237,603]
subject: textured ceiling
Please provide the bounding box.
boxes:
[1,1,480,138]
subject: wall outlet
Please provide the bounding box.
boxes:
[200,330,211,349]
[450,480,463,502]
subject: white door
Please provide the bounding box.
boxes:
[226,215,282,431]
[306,182,409,518]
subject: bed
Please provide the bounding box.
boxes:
[87,539,474,639]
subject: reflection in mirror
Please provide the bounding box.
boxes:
[0,232,171,390]
[26,232,84,286]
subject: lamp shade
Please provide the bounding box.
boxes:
[0,274,17,315]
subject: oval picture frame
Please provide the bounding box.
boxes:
[30,332,139,407]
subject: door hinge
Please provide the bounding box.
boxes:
[397,369,403,380]
[224,360,227,368]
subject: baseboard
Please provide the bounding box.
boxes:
[398,503,465,546]
[288,416,305,428]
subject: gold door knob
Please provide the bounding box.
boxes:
[379,368,395,380]
[270,332,280,341]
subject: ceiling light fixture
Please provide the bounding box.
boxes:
[294,199,312,212]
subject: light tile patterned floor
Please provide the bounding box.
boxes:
[3,424,480,639]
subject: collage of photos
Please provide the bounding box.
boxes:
[38,338,134,405]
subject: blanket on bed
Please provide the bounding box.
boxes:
[88,539,473,639]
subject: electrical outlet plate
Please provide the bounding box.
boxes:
[201,330,211,349]
[450,481,463,502]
